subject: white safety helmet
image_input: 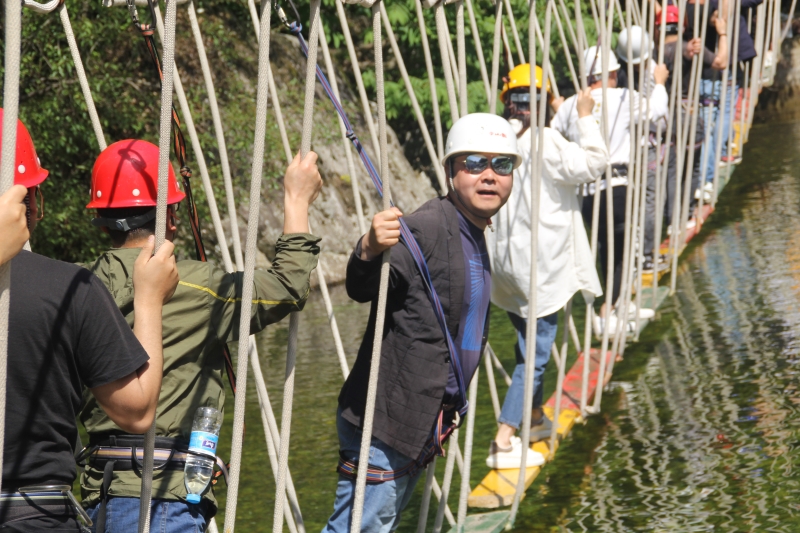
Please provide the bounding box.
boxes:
[442,113,522,170]
[616,26,652,65]
[583,45,621,77]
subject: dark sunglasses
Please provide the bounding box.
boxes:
[461,154,515,176]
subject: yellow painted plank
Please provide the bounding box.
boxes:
[468,408,580,509]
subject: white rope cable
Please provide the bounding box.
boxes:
[488,0,504,113]
[334,0,381,167]
[0,0,22,495]
[380,4,448,192]
[552,3,580,93]
[432,429,458,533]
[137,0,178,529]
[484,346,502,421]
[456,0,468,116]
[547,301,572,458]
[224,0,273,529]
[415,0,445,159]
[272,2,321,532]
[416,459,438,533]
[58,3,106,150]
[318,23,367,234]
[781,0,797,41]
[455,367,479,532]
[465,0,491,100]
[435,2,460,123]
[509,0,550,525]
[710,3,736,207]
[722,0,742,193]
[744,3,767,139]
[350,4,392,531]
[502,0,525,64]
[500,21,515,69]
[488,343,512,386]
[188,0,243,265]
[444,20,462,98]
[589,0,616,414]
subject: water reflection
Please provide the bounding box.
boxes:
[550,121,800,532]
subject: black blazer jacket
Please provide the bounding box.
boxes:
[339,197,489,459]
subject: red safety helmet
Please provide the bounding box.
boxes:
[656,5,680,25]
[87,139,185,209]
[0,108,49,189]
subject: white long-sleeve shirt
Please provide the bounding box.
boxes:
[550,85,668,183]
[487,116,608,319]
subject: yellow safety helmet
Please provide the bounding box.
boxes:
[500,64,551,102]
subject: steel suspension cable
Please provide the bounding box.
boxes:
[350,3,391,530]
[59,3,106,150]
[509,0,551,526]
[224,0,274,529]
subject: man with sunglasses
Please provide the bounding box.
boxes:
[323,113,519,533]
[81,139,323,532]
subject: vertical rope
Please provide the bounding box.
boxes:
[224,0,273,529]
[455,368,479,532]
[415,0,445,159]
[272,2,320,532]
[456,0,468,117]
[350,4,391,531]
[502,0,525,64]
[509,0,550,526]
[137,0,178,530]
[381,4,448,192]
[59,4,106,150]
[435,2,460,123]
[484,346,502,421]
[318,23,367,234]
[711,1,736,206]
[0,0,23,494]
[416,459,438,533]
[724,0,743,188]
[188,0,242,266]
[489,0,504,114]
[465,0,491,100]
[334,0,381,167]
[432,430,458,533]
[547,301,572,458]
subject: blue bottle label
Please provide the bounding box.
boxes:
[189,431,218,457]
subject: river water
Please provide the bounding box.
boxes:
[212,119,800,532]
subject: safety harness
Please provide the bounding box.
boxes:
[0,485,92,531]
[274,1,469,482]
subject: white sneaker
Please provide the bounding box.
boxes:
[601,312,636,337]
[485,437,545,469]
[704,182,715,193]
[624,302,655,320]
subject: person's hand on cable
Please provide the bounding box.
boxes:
[687,37,703,58]
[283,151,323,234]
[361,207,403,261]
[0,185,31,266]
[712,10,727,37]
[134,236,179,306]
[551,95,565,113]
[575,89,595,118]
[654,63,669,86]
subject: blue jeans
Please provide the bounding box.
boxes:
[498,312,559,429]
[700,76,738,184]
[85,497,207,533]
[321,409,423,533]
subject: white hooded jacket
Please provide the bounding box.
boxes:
[487,116,608,319]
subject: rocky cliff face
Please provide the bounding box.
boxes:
[213,34,438,283]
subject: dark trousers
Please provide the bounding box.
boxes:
[582,186,627,306]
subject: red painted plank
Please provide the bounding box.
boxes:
[544,348,614,412]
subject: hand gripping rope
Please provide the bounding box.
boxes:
[123,0,235,488]
[273,1,468,473]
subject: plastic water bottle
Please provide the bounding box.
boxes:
[184,406,223,504]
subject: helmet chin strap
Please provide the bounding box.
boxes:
[448,160,495,232]
[24,188,32,231]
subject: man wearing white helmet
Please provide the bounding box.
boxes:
[322,113,519,533]
[551,46,669,334]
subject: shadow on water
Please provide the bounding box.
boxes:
[213,120,800,532]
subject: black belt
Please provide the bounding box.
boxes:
[611,164,628,177]
[0,485,91,530]
[78,435,189,533]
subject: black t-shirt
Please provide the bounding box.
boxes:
[4,251,148,489]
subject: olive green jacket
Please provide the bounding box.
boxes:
[79,233,320,510]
